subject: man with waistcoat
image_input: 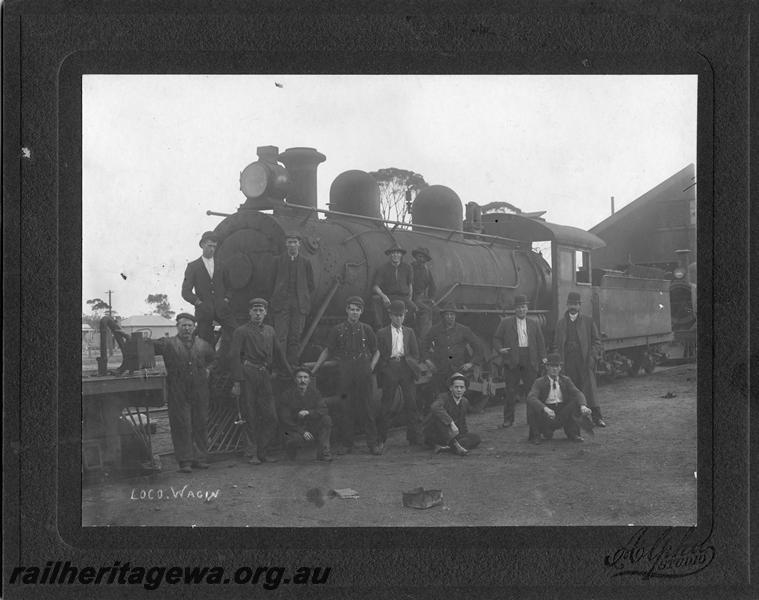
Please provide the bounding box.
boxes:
[312,296,379,455]
[152,313,216,473]
[371,243,417,327]
[278,367,333,462]
[270,231,315,366]
[553,291,606,427]
[181,231,237,364]
[230,298,292,464]
[375,300,424,452]
[525,353,592,443]
[493,294,547,428]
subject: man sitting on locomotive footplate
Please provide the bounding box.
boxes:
[553,291,606,427]
[152,313,216,473]
[371,243,417,327]
[423,373,481,456]
[493,294,546,428]
[278,367,333,462]
[375,300,424,453]
[312,296,380,456]
[421,301,485,403]
[525,353,593,444]
[270,231,315,366]
[230,298,292,465]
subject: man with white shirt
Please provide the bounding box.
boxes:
[553,291,606,427]
[493,294,546,428]
[375,300,424,453]
[525,353,592,443]
[181,231,237,362]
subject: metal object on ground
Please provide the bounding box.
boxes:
[402,487,443,509]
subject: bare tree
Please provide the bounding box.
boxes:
[145,293,175,319]
[369,168,429,224]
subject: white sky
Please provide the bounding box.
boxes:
[83,74,697,318]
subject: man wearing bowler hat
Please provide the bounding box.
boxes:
[371,243,417,327]
[230,298,292,464]
[411,246,436,338]
[312,296,380,455]
[270,231,315,366]
[152,313,216,473]
[375,300,424,452]
[553,291,606,427]
[525,353,593,443]
[493,294,547,428]
[423,373,481,456]
[181,231,237,364]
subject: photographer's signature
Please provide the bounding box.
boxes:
[605,526,714,579]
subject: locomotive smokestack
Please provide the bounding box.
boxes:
[278,147,326,209]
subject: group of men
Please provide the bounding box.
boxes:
[159,234,606,473]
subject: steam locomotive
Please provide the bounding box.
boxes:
[207,145,674,386]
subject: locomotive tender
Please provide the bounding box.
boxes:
[208,145,674,384]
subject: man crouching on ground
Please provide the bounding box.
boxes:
[423,372,481,456]
[278,367,333,462]
[525,353,593,444]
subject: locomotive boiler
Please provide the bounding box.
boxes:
[209,145,556,361]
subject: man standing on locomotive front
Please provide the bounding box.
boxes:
[371,243,417,327]
[411,246,436,339]
[152,313,216,473]
[270,231,315,366]
[553,291,606,427]
[181,231,237,366]
[312,296,380,455]
[493,294,547,429]
[375,300,424,452]
[230,298,292,464]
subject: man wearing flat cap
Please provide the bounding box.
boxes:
[493,294,547,428]
[312,296,380,455]
[181,231,237,364]
[230,298,292,464]
[270,231,315,366]
[371,242,417,327]
[152,313,216,473]
[375,300,424,453]
[553,291,606,427]
[525,353,592,443]
[422,301,485,396]
[423,373,481,456]
[411,247,437,339]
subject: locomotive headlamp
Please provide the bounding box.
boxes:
[673,267,686,279]
[240,160,290,200]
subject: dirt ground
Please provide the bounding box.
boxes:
[82,363,697,527]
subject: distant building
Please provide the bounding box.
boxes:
[590,164,696,272]
[119,314,176,340]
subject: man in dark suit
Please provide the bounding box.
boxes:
[375,300,424,453]
[181,231,237,362]
[553,291,606,427]
[411,246,436,339]
[525,353,592,443]
[270,231,315,366]
[423,372,481,455]
[493,294,547,428]
[278,367,333,462]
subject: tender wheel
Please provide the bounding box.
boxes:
[628,357,642,376]
[642,353,655,374]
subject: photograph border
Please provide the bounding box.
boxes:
[3,4,752,597]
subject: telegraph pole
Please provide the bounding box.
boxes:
[105,289,113,316]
